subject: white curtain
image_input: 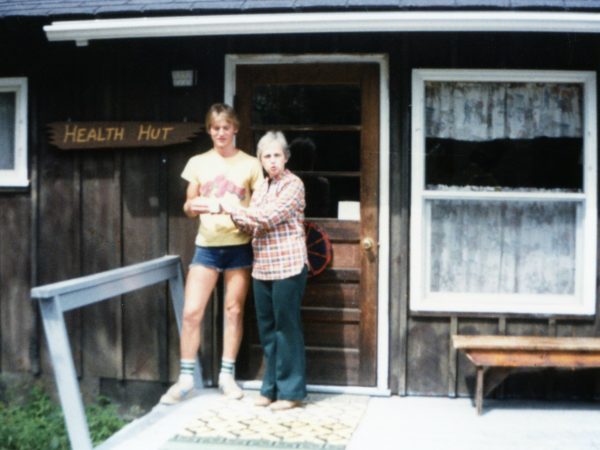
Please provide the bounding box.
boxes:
[424,81,582,297]
[429,200,577,295]
[425,82,583,141]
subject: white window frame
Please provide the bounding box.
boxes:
[0,77,28,188]
[410,69,597,315]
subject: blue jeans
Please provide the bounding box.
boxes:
[252,266,308,401]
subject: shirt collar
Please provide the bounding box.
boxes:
[267,168,289,183]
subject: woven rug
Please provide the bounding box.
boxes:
[160,393,369,450]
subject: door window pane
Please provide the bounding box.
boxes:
[285,132,360,172]
[299,176,359,219]
[250,83,362,219]
[252,85,360,125]
[250,130,361,218]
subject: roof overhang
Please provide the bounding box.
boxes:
[44,10,600,47]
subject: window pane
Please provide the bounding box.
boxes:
[425,82,584,191]
[0,92,15,170]
[429,200,577,295]
[426,137,583,191]
[252,85,360,125]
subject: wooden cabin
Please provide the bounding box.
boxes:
[2,0,600,404]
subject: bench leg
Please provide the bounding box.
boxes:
[476,366,484,415]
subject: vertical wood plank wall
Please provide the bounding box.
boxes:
[0,35,226,393]
[1,26,600,400]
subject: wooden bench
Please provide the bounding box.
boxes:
[452,335,600,415]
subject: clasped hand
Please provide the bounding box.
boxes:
[187,197,222,214]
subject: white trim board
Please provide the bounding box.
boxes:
[225,53,391,392]
[0,77,28,188]
[45,11,600,46]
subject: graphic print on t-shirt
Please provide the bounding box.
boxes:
[200,174,247,200]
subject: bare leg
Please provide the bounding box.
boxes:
[180,265,220,360]
[221,267,251,360]
[160,265,219,405]
[217,267,251,399]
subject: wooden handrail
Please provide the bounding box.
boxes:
[31,255,199,450]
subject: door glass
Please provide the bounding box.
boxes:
[252,85,360,125]
[251,84,361,219]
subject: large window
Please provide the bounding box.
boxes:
[410,69,597,315]
[0,78,28,188]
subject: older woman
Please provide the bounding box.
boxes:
[220,131,308,411]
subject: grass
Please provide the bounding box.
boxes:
[0,381,129,450]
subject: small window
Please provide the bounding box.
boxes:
[0,78,28,188]
[410,69,597,315]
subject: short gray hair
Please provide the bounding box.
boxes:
[256,131,290,160]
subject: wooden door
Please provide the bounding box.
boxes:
[235,63,379,386]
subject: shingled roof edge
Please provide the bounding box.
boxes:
[2,1,600,20]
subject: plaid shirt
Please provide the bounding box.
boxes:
[230,169,307,280]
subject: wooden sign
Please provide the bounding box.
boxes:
[48,122,203,150]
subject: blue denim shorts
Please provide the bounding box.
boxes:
[190,243,253,272]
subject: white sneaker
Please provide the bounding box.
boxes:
[159,380,194,405]
[218,373,243,400]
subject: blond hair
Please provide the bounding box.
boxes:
[256,131,290,160]
[204,103,240,131]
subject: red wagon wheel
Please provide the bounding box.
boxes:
[304,221,333,277]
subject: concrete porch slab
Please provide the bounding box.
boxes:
[98,389,600,450]
[349,396,600,450]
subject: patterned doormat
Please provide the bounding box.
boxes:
[160,393,369,450]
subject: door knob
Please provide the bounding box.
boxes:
[362,237,375,251]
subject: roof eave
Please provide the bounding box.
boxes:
[44,10,600,46]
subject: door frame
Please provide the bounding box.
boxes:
[224,53,390,395]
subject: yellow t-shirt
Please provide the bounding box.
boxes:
[181,149,263,247]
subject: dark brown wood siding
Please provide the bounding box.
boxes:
[1,22,600,401]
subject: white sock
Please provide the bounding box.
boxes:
[220,357,236,378]
[178,359,195,389]
[178,373,193,389]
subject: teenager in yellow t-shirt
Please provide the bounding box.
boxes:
[160,103,263,404]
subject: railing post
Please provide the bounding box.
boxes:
[168,261,203,389]
[38,296,93,450]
